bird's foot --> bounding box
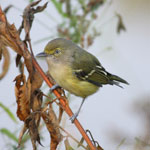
[70,112,78,123]
[49,84,60,93]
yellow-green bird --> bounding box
[36,38,128,122]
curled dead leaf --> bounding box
[0,11,23,55]
[31,90,42,112]
[19,0,48,37]
[18,124,27,148]
[25,113,42,150]
[14,74,31,121]
[0,44,10,79]
[31,89,43,127]
[16,54,22,67]
[42,104,62,149]
[18,90,43,150]
[30,70,43,92]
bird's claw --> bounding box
[70,113,78,123]
[49,84,60,93]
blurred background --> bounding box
[0,0,150,149]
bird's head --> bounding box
[36,38,73,59]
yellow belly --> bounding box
[63,78,99,98]
[49,64,99,98]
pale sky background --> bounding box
[0,0,150,150]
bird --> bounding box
[36,38,129,122]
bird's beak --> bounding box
[36,52,48,57]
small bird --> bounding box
[36,38,128,122]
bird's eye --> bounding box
[55,49,60,54]
[54,48,61,55]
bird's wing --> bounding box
[72,49,110,87]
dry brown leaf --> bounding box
[17,90,43,149]
[30,70,43,92]
[42,104,62,150]
[25,113,42,150]
[14,74,31,121]
[20,0,48,37]
[31,89,43,126]
[0,7,31,61]
[18,124,28,148]
[16,54,22,67]
[31,90,42,112]
[0,22,23,55]
[0,44,10,79]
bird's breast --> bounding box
[47,59,99,98]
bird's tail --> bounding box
[108,74,129,88]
